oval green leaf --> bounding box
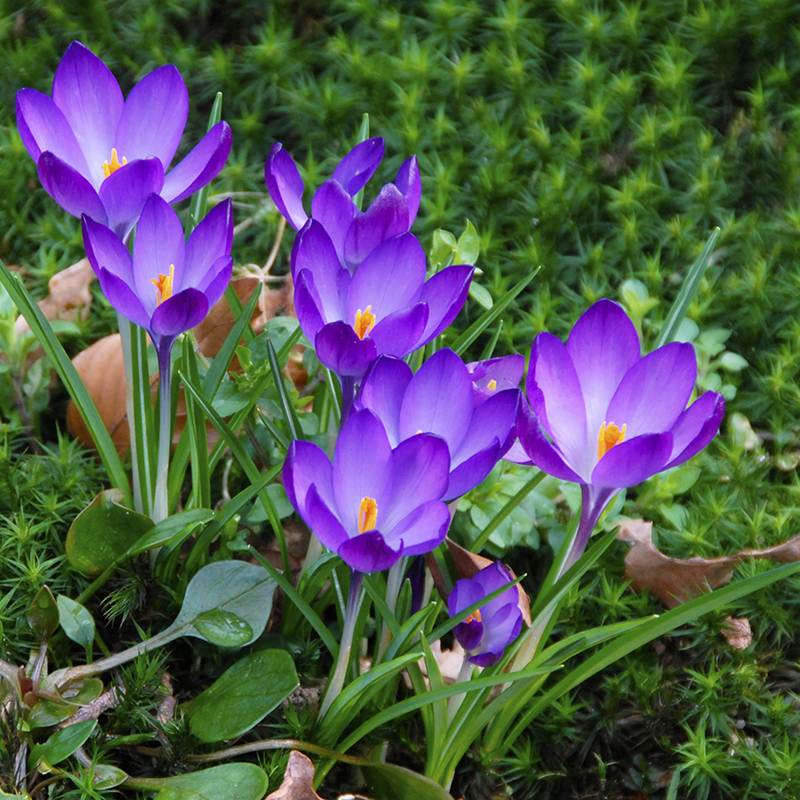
[27,585,59,637]
[57,595,96,648]
[192,609,253,649]
[150,763,268,800]
[186,649,298,742]
[30,719,96,768]
[361,762,455,800]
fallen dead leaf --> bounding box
[405,639,466,690]
[722,616,752,650]
[266,750,371,800]
[617,518,800,608]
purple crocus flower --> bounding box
[16,41,232,240]
[292,222,473,378]
[449,563,523,667]
[512,299,725,567]
[82,193,233,362]
[266,138,420,272]
[357,349,520,500]
[283,409,452,573]
[467,354,525,407]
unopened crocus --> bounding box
[17,41,231,240]
[292,221,472,380]
[512,299,725,568]
[357,349,520,500]
[283,409,452,573]
[449,563,523,667]
[266,137,420,272]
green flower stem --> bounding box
[319,570,364,719]
[117,315,145,515]
[152,345,173,524]
[446,654,475,728]
[376,556,406,663]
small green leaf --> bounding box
[147,763,268,800]
[66,489,154,576]
[455,219,480,265]
[30,720,96,768]
[131,509,214,555]
[192,610,253,648]
[57,596,95,648]
[468,282,493,310]
[27,585,59,637]
[361,761,457,800]
[430,228,457,270]
[89,764,128,789]
[186,649,298,742]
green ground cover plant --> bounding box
[2,1,800,798]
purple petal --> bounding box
[15,90,91,178]
[82,214,134,283]
[415,265,474,343]
[304,483,350,553]
[503,440,535,466]
[292,221,349,322]
[283,440,334,514]
[387,500,451,557]
[98,157,165,240]
[150,288,209,338]
[332,409,393,538]
[567,300,641,443]
[160,121,232,204]
[331,137,384,197]
[51,42,123,187]
[468,354,525,406]
[395,155,421,226]
[606,342,697,438]
[527,332,590,477]
[294,270,326,340]
[132,194,185,310]
[311,180,355,268]
[446,445,503,501]
[665,392,725,469]
[472,603,522,666]
[454,618,484,652]
[38,153,108,225]
[315,321,377,377]
[338,531,401,573]
[399,348,473,452]
[96,268,150,329]
[344,185,409,269]
[358,356,413,446]
[197,257,233,309]
[515,402,585,483]
[591,432,673,488]
[264,142,307,230]
[347,233,426,321]
[369,304,429,358]
[116,65,188,169]
[184,199,233,288]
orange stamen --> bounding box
[102,148,127,179]
[487,379,497,390]
[354,305,376,340]
[597,421,626,459]
[358,497,378,534]
[151,264,175,306]
[464,609,482,624]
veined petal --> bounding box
[184,199,233,287]
[338,531,402,573]
[385,500,450,557]
[96,268,150,329]
[331,137,384,196]
[304,484,350,553]
[468,354,525,406]
[15,90,91,178]
[292,221,349,322]
[347,233,426,320]
[590,432,673,488]
[446,445,503,501]
[82,214,134,283]
[665,392,725,469]
[197,256,233,310]
[398,348,473,452]
[343,184,409,269]
[150,288,209,338]
[395,155,421,225]
[160,121,232,204]
[264,142,307,230]
[606,342,697,438]
[315,321,377,377]
[369,304,429,358]
[415,265,473,344]
[116,65,188,169]
[311,180,355,269]
[52,42,123,187]
[567,299,641,442]
[358,356,413,446]
[38,153,107,225]
[294,270,326,340]
[98,157,165,241]
[283,440,334,515]
[515,401,585,483]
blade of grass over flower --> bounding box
[127,320,156,517]
[188,91,223,233]
[654,227,720,349]
[181,373,290,578]
[501,560,800,754]
[479,320,503,360]
[470,469,546,552]
[181,337,211,510]
[363,575,400,640]
[323,367,341,429]
[353,113,370,211]
[0,263,131,506]
[266,339,301,440]
[450,270,538,356]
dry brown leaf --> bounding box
[722,616,752,650]
[266,750,371,800]
[617,518,800,608]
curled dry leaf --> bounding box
[403,639,466,690]
[617,518,800,608]
[722,616,753,650]
[266,750,371,800]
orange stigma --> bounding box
[354,305,376,340]
[597,421,626,459]
[151,264,175,306]
[464,609,482,624]
[487,379,497,390]
[102,148,127,178]
[358,497,378,534]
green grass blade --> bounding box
[266,339,301,441]
[181,336,211,510]
[188,92,223,232]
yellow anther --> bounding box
[102,148,127,179]
[487,379,497,390]
[358,497,378,534]
[151,264,175,306]
[464,609,482,624]
[597,421,626,460]
[354,305,376,340]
